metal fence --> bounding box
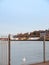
[0,39,8,65]
[0,35,49,65]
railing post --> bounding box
[43,35,45,63]
[8,34,11,65]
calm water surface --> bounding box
[0,41,49,65]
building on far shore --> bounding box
[0,30,49,41]
[13,30,49,41]
[13,33,29,40]
[40,30,49,40]
[0,36,8,41]
[28,37,40,40]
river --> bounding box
[0,41,49,65]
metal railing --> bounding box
[0,34,49,65]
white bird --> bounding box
[22,57,26,62]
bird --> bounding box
[22,57,26,63]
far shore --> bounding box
[0,39,49,41]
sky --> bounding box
[0,0,49,35]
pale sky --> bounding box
[0,0,49,35]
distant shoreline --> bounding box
[10,40,49,41]
[1,39,49,41]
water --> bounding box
[0,41,8,65]
[0,41,49,65]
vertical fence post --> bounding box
[8,34,10,65]
[43,35,45,63]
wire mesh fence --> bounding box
[0,35,49,65]
[0,40,8,65]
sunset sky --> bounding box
[0,0,49,35]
